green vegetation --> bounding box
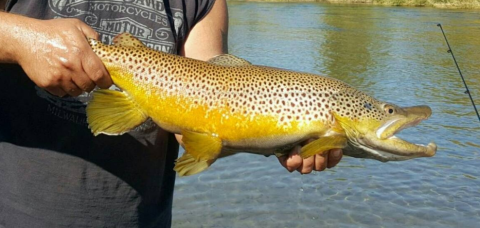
[228,0,480,9]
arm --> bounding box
[0,12,111,97]
[180,0,228,61]
[174,0,228,144]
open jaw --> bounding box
[351,135,437,162]
[344,112,437,162]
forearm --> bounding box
[175,0,228,146]
[0,12,31,63]
[0,13,110,96]
[181,0,228,60]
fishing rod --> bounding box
[437,23,480,123]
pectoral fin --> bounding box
[174,131,223,176]
[299,136,347,158]
[86,89,148,136]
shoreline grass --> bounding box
[227,0,480,9]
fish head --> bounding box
[329,88,436,162]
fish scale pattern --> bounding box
[89,36,386,129]
[86,33,437,169]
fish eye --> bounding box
[384,105,395,114]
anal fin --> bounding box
[175,153,215,177]
[174,131,223,176]
[86,89,148,136]
[299,136,347,158]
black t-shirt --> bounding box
[0,0,215,227]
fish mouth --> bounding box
[344,105,437,162]
[349,136,437,162]
[376,105,432,140]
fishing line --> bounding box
[437,23,480,123]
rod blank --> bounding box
[437,23,480,123]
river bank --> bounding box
[227,0,480,9]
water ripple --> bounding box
[174,2,480,227]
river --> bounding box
[173,2,480,227]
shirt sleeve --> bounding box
[184,0,216,32]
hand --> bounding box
[278,146,343,174]
[10,17,111,97]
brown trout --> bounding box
[86,33,437,176]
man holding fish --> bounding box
[0,0,342,226]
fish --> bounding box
[86,33,437,176]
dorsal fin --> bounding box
[207,54,251,67]
[112,33,146,48]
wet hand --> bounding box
[278,146,343,174]
[12,18,111,97]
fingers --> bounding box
[278,147,343,174]
[39,65,84,97]
[64,80,84,97]
[69,61,96,92]
[314,153,328,172]
[71,18,111,90]
[297,155,314,174]
[71,21,112,91]
[76,22,112,89]
[44,79,83,97]
[81,53,112,89]
[327,149,343,169]
[277,146,302,172]
[58,45,101,95]
[43,43,110,96]
[13,17,111,97]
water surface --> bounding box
[173,3,480,227]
